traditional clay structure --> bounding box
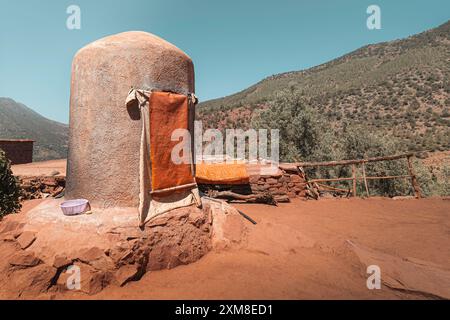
[66,31,195,207]
[0,32,250,298]
[0,139,34,165]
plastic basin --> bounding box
[60,199,90,216]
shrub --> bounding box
[251,91,442,197]
[415,161,450,196]
[0,149,21,218]
[252,91,340,163]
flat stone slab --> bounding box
[17,231,36,249]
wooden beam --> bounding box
[309,177,355,183]
[295,153,414,168]
[207,190,278,205]
[309,175,412,183]
[150,182,197,195]
[351,164,357,197]
[297,159,363,167]
[361,162,370,197]
[364,175,411,180]
[406,155,422,199]
[316,183,349,193]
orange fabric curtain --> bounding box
[149,91,195,191]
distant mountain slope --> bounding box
[198,20,450,152]
[0,98,68,161]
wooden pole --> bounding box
[309,177,355,183]
[207,190,277,205]
[361,162,370,197]
[351,164,357,197]
[406,155,421,199]
[295,153,415,168]
[150,182,197,195]
[309,175,411,183]
[316,183,349,193]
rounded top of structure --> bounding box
[75,31,192,62]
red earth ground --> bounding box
[9,158,450,299]
[12,159,67,176]
[46,197,449,300]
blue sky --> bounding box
[0,0,448,123]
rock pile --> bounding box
[19,175,65,200]
[249,168,307,203]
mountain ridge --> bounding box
[201,20,450,108]
[0,97,68,161]
[198,20,450,152]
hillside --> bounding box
[198,20,450,153]
[0,98,68,161]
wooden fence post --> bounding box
[362,162,370,197]
[406,155,421,199]
[351,164,357,197]
[297,153,421,199]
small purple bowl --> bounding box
[60,199,90,216]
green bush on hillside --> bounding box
[0,149,21,218]
[252,92,340,163]
[252,91,441,197]
[415,161,450,197]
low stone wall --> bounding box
[249,169,307,202]
[198,168,308,203]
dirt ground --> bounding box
[11,159,275,179]
[12,159,67,176]
[7,157,450,299]
[50,197,448,300]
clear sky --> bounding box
[0,0,449,123]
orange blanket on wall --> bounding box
[149,91,195,191]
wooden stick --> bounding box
[309,177,355,183]
[150,182,197,195]
[316,183,349,193]
[202,196,257,224]
[295,153,414,167]
[351,164,357,197]
[309,175,412,183]
[207,190,277,205]
[406,155,422,199]
[364,175,412,180]
[362,162,370,197]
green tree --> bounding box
[252,91,339,163]
[0,149,21,217]
[251,91,442,197]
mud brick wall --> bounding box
[0,140,34,165]
[249,169,307,202]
